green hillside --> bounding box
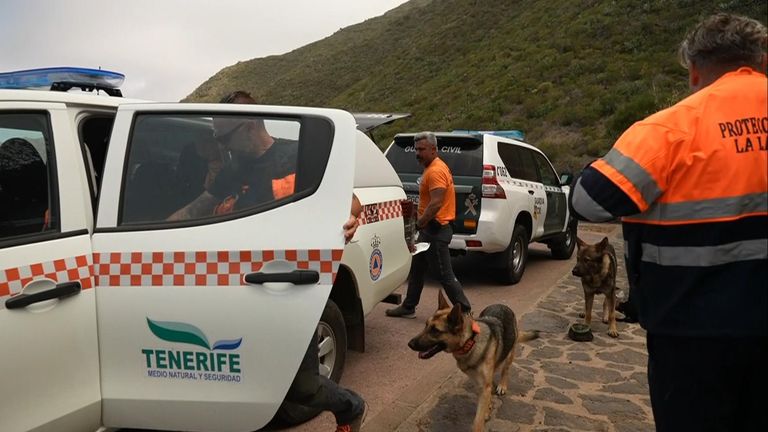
[184,0,766,172]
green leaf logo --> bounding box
[147,318,211,350]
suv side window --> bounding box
[498,143,537,182]
[0,112,59,241]
[119,113,333,225]
[532,152,559,187]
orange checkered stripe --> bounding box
[0,255,94,300]
[92,249,342,287]
[0,249,342,304]
[358,199,404,226]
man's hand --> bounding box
[167,192,218,221]
[343,214,359,244]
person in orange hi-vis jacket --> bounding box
[571,13,767,432]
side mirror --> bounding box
[559,172,574,186]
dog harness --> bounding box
[453,320,481,356]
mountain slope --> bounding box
[184,0,766,171]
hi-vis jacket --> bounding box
[571,67,767,337]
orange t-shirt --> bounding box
[419,157,456,225]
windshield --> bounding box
[386,135,483,177]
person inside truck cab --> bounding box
[167,91,296,220]
[175,136,224,206]
[167,90,361,241]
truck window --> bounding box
[119,113,333,225]
[0,112,59,241]
[532,152,559,187]
[498,143,538,182]
[386,135,483,177]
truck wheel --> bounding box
[499,224,528,285]
[550,219,577,260]
[272,300,347,426]
[317,299,347,383]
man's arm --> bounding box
[571,122,674,222]
[418,187,445,228]
[343,193,362,243]
[570,165,641,222]
[167,191,219,221]
[350,193,362,218]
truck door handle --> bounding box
[244,270,320,285]
[528,190,535,195]
[5,281,82,310]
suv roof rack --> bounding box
[0,67,125,97]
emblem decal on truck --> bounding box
[369,249,383,281]
[464,193,479,216]
[533,197,545,219]
[142,318,243,383]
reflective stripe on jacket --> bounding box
[571,67,768,337]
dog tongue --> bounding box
[418,343,445,359]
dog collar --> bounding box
[454,320,481,356]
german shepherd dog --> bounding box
[572,236,619,338]
[408,291,539,432]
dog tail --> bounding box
[518,330,540,343]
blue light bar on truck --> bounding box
[0,67,125,96]
[452,130,525,141]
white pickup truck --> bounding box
[0,68,412,432]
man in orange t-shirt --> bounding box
[387,132,471,318]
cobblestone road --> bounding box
[392,224,655,432]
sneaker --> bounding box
[336,402,367,432]
[616,314,639,323]
[385,305,416,318]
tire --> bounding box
[317,299,347,383]
[498,224,529,285]
[549,219,577,260]
[272,300,348,426]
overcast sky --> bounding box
[1,0,409,101]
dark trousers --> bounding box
[403,223,471,312]
[284,333,364,425]
[647,334,768,432]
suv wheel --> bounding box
[273,300,347,426]
[499,224,529,285]
[549,219,577,260]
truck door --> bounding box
[93,104,356,432]
[532,151,568,235]
[513,146,548,239]
[0,103,101,432]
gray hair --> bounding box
[678,13,767,70]
[414,131,437,147]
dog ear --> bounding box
[447,303,464,330]
[598,236,609,250]
[437,290,450,310]
[576,236,587,249]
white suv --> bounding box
[385,131,576,284]
[0,67,411,432]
